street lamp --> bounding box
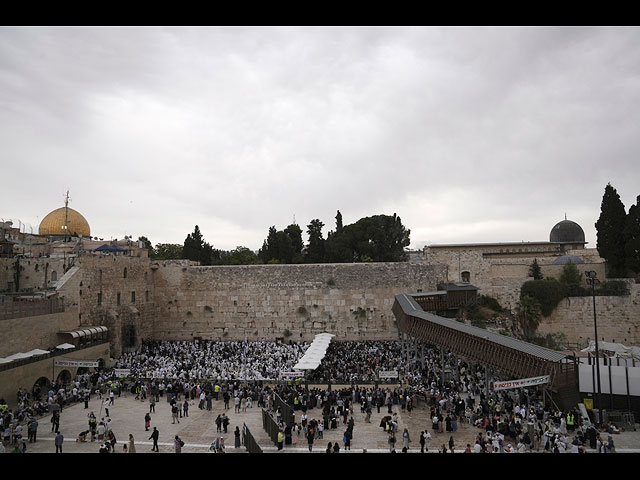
[585,270,603,427]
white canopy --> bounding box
[293,332,335,370]
[581,340,640,361]
[0,348,50,364]
[56,343,76,350]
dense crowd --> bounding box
[1,339,626,453]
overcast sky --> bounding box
[2,26,639,252]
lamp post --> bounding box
[585,270,603,427]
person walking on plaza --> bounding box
[149,427,159,452]
[174,435,183,453]
[27,418,38,443]
[149,395,156,413]
[54,431,64,453]
[128,434,136,453]
[402,428,411,451]
[145,412,151,431]
[234,426,241,448]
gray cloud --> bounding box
[2,27,639,251]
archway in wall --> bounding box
[122,324,137,349]
[32,376,51,400]
[77,367,90,376]
[56,369,71,386]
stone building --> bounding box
[422,217,606,310]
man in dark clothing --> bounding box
[149,427,159,452]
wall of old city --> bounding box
[538,281,640,347]
[151,261,448,343]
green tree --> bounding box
[137,236,154,258]
[558,261,583,296]
[305,219,325,263]
[595,183,628,277]
[624,195,640,274]
[529,258,543,280]
[324,213,410,263]
[183,225,214,265]
[226,246,261,265]
[520,278,568,317]
[284,224,304,263]
[335,210,343,233]
[515,295,543,342]
[153,243,183,260]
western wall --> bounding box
[3,252,638,360]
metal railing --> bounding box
[262,408,280,445]
[242,423,263,453]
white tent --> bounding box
[0,348,50,364]
[581,341,640,361]
[293,332,335,370]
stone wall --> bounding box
[538,282,640,346]
[0,343,110,406]
[151,261,448,343]
[0,309,79,358]
[55,255,156,354]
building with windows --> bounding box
[421,218,606,309]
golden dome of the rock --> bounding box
[39,207,91,237]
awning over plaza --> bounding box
[0,348,50,364]
[59,326,108,344]
[293,332,335,370]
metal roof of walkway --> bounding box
[392,293,576,388]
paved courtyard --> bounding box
[15,387,640,454]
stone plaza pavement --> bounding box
[18,387,640,454]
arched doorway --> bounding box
[32,376,51,401]
[56,369,71,387]
[122,324,137,350]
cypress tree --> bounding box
[624,195,640,274]
[595,183,627,277]
[529,258,543,280]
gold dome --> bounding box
[39,207,91,237]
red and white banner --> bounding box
[493,375,550,391]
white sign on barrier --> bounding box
[280,371,305,378]
[493,375,550,391]
[54,360,99,368]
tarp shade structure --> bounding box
[293,333,335,370]
[56,343,76,350]
[0,348,50,364]
[581,341,640,361]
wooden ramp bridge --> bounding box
[392,292,580,409]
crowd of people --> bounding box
[1,338,629,453]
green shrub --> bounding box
[597,280,630,296]
[476,295,502,312]
[520,278,567,317]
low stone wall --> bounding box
[0,343,110,408]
